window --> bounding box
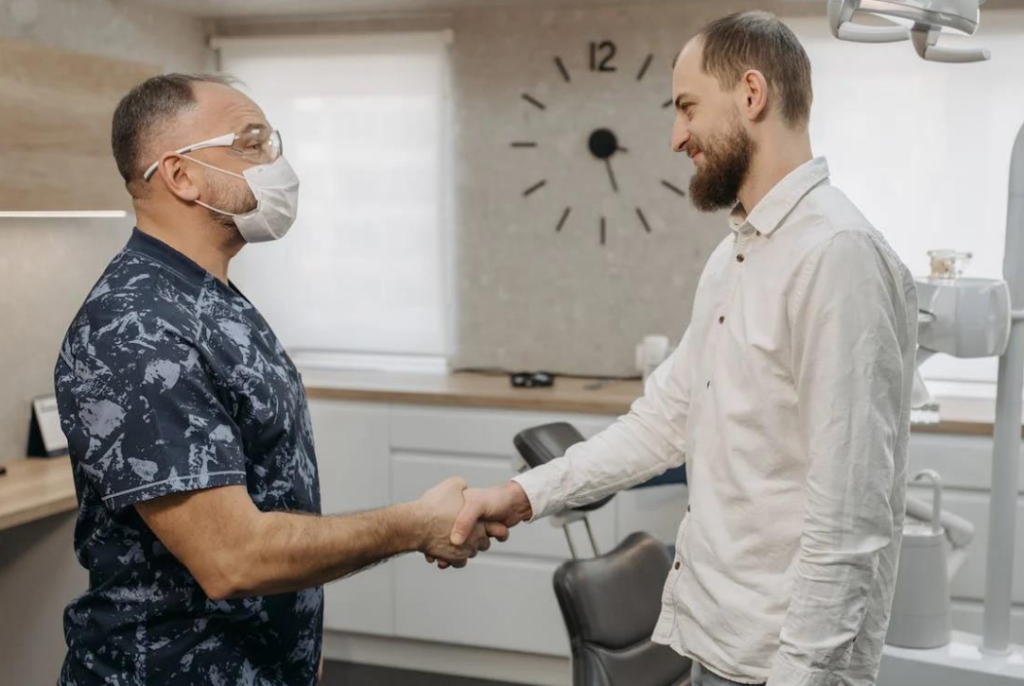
[789,12,1024,394]
[215,31,453,372]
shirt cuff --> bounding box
[767,651,843,686]
[511,461,567,522]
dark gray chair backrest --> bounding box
[553,532,692,686]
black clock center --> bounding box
[588,128,619,160]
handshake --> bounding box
[410,477,535,569]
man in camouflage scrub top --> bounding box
[54,74,504,686]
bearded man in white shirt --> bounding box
[445,10,918,686]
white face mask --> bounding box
[188,156,300,243]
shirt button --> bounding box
[755,231,762,237]
[718,315,725,324]
[736,254,746,263]
[674,561,681,570]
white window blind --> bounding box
[215,32,453,371]
[789,12,1024,391]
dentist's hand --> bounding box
[413,477,509,568]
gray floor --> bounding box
[320,660,523,686]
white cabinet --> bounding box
[393,554,570,656]
[389,405,613,457]
[309,398,688,657]
[908,432,1024,493]
[308,401,394,637]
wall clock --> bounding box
[511,40,687,246]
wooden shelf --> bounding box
[0,457,76,533]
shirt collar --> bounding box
[727,157,830,237]
[125,227,209,286]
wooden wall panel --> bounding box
[0,39,157,211]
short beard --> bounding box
[688,123,756,213]
[204,171,258,231]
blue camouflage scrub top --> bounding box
[54,228,323,686]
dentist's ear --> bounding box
[155,154,201,202]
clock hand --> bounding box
[605,159,619,193]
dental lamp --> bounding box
[829,0,991,62]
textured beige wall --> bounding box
[0,1,209,683]
[449,1,821,375]
[213,1,823,377]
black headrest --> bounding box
[514,422,585,468]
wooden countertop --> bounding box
[303,369,642,416]
[301,369,1001,436]
[0,457,77,533]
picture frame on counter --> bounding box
[27,395,68,458]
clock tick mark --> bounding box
[637,207,652,233]
[522,94,547,111]
[600,217,607,246]
[661,180,687,197]
[555,56,571,83]
[637,54,654,82]
[662,98,674,109]
[524,180,548,197]
[511,142,538,148]
[556,207,572,233]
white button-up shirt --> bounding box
[514,158,918,686]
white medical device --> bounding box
[828,0,991,62]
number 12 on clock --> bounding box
[589,41,617,72]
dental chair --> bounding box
[514,423,692,686]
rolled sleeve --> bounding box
[768,231,906,683]
[59,326,248,512]
[513,327,692,521]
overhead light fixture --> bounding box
[829,0,991,62]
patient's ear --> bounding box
[738,69,769,122]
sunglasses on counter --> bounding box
[510,371,555,388]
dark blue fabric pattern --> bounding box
[54,228,323,686]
